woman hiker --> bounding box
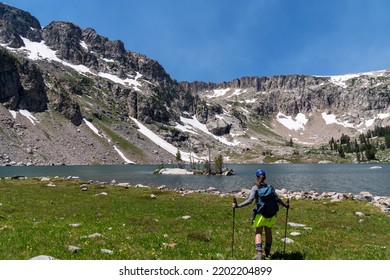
[233,169,289,260]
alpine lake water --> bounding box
[1,163,389,197]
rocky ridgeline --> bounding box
[181,72,390,120]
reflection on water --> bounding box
[0,163,389,196]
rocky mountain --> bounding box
[1,2,390,166]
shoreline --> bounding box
[165,186,390,214]
[3,175,389,214]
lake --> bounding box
[0,163,389,196]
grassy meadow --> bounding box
[0,177,389,260]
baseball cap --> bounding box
[255,169,266,177]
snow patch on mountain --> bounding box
[113,146,134,164]
[3,37,142,91]
[206,88,247,99]
[130,117,201,162]
[16,37,93,74]
[276,112,308,131]
[208,88,230,98]
[79,40,88,51]
[232,89,244,96]
[177,115,240,146]
[83,118,102,137]
[321,112,355,128]
[97,72,142,90]
[83,118,134,164]
[276,110,390,135]
[244,98,257,104]
[326,70,388,88]
[321,112,390,132]
[9,109,38,125]
[357,113,390,132]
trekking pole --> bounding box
[232,197,237,258]
[283,198,290,255]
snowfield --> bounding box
[130,117,202,162]
[176,115,240,146]
[276,112,308,131]
[276,111,390,133]
[324,69,388,88]
[83,118,102,137]
[3,37,142,91]
[9,109,39,125]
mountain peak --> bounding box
[0,2,42,47]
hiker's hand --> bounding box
[285,203,290,209]
[232,197,238,208]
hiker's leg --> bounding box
[255,226,263,252]
[254,226,263,259]
[264,226,272,256]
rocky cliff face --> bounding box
[0,3,42,47]
[181,73,390,119]
[0,48,48,112]
[180,71,390,144]
[1,2,390,166]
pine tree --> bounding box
[365,143,377,161]
[288,137,294,147]
[203,160,211,174]
[176,149,182,167]
[385,134,390,149]
[338,145,345,158]
[213,154,223,174]
[329,137,335,150]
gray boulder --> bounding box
[29,255,57,260]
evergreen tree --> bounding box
[329,137,335,150]
[288,137,294,147]
[365,143,377,161]
[203,160,211,174]
[354,139,360,161]
[385,134,390,149]
[356,150,361,162]
[176,149,182,167]
[213,154,223,174]
[338,145,345,158]
[340,133,350,145]
[359,133,367,145]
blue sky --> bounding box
[4,0,390,82]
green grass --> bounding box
[93,118,145,157]
[0,178,389,260]
[247,117,282,139]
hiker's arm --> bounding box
[235,187,256,208]
[277,197,289,209]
